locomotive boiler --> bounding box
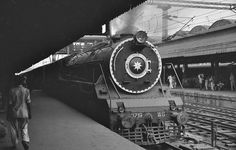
[30,31,188,146]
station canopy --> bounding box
[0,0,145,89]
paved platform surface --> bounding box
[171,88,236,99]
[0,90,144,150]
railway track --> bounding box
[185,102,236,150]
[185,102,236,117]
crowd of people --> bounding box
[197,74,216,91]
[167,72,235,91]
[197,72,235,91]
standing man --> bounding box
[204,76,209,90]
[7,75,31,150]
[198,74,204,90]
[209,76,215,91]
[230,72,235,91]
[168,75,173,89]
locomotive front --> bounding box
[94,31,188,145]
[109,31,162,94]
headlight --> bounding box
[117,102,125,113]
[169,100,177,111]
[121,114,135,129]
[134,31,148,44]
[118,106,125,113]
[144,113,153,122]
[176,112,188,125]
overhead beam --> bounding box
[147,0,236,10]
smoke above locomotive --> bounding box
[66,31,162,94]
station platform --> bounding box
[170,88,236,108]
[171,88,236,99]
[0,90,144,150]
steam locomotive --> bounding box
[25,31,188,146]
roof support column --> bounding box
[211,60,219,87]
[158,4,171,41]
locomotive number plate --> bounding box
[131,112,166,118]
[157,112,166,117]
[131,113,143,118]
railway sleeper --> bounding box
[221,140,233,144]
[226,143,236,147]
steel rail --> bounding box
[185,102,236,114]
[186,107,236,121]
[189,116,236,132]
[187,121,236,141]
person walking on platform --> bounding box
[205,76,209,90]
[168,75,173,89]
[198,74,204,90]
[230,72,235,91]
[6,75,31,150]
[209,76,215,91]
